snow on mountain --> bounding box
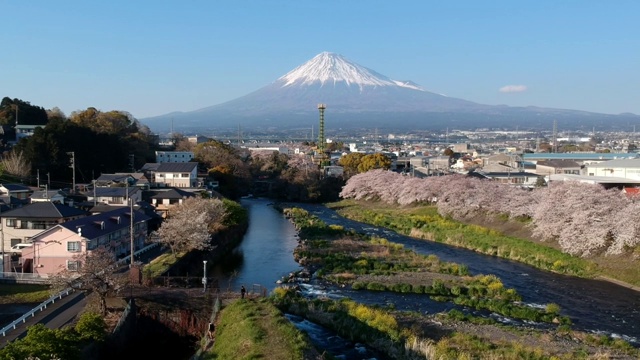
[140,51,640,133]
[392,80,424,91]
[278,52,424,91]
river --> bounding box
[217,199,640,345]
[210,198,302,292]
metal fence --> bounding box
[0,272,49,282]
[0,242,161,285]
[0,287,74,336]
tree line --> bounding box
[340,169,640,257]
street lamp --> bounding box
[202,260,208,292]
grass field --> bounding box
[0,284,51,304]
[204,298,319,360]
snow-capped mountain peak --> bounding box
[278,51,424,91]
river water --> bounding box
[210,198,302,292]
[217,199,640,347]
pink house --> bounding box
[21,207,151,277]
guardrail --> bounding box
[0,242,161,338]
[0,287,74,336]
[116,242,160,266]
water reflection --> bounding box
[211,198,302,292]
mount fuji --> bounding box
[141,52,638,134]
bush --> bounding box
[351,281,367,290]
[366,282,387,291]
[545,303,561,315]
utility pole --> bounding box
[130,198,135,267]
[67,152,75,193]
[12,104,18,126]
[552,120,558,153]
[37,169,40,188]
[47,173,50,189]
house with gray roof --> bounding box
[82,186,142,207]
[149,188,198,218]
[0,202,88,252]
[535,159,583,176]
[29,190,67,204]
[21,207,151,276]
[0,184,32,201]
[95,172,150,189]
[95,174,134,187]
[152,162,199,188]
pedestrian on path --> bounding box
[240,285,246,299]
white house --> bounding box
[153,162,199,188]
[155,151,195,163]
[29,190,66,204]
[585,159,640,181]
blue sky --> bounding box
[1,1,639,119]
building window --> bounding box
[182,173,189,178]
[67,241,81,252]
[6,219,15,227]
[67,261,79,271]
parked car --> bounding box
[10,243,32,256]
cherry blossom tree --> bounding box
[609,202,640,255]
[530,181,632,256]
[152,197,226,254]
[339,168,640,257]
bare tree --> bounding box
[49,247,126,316]
[1,150,32,179]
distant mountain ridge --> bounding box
[141,52,639,134]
